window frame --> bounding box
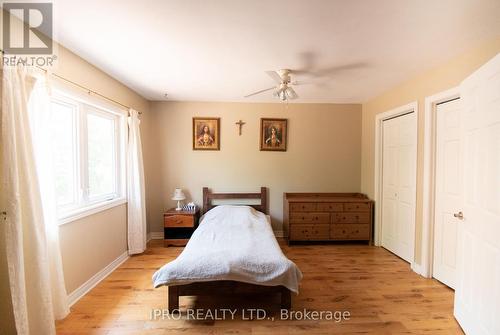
[50,88,127,225]
[49,96,81,212]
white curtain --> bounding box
[1,66,69,335]
[127,109,147,255]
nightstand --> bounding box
[163,208,200,247]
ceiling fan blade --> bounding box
[314,62,368,77]
[286,87,298,99]
[244,86,276,98]
[291,80,310,86]
[289,69,314,76]
[266,71,283,84]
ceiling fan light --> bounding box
[279,90,287,101]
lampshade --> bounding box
[172,188,186,201]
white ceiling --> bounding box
[52,0,500,103]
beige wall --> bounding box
[361,37,500,264]
[146,101,362,233]
[58,205,127,292]
[53,44,151,293]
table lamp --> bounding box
[172,188,186,211]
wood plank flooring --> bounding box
[56,240,464,334]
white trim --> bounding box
[67,251,129,307]
[58,198,127,225]
[273,230,284,238]
[411,261,426,276]
[148,231,164,240]
[421,87,460,278]
[374,101,418,268]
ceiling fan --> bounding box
[244,69,301,101]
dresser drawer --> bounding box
[164,215,194,228]
[290,203,317,212]
[290,224,329,240]
[316,203,343,212]
[332,212,370,224]
[290,212,330,224]
[331,224,370,240]
[343,202,371,212]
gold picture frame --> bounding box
[260,118,287,151]
[193,117,220,150]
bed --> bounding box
[152,187,302,312]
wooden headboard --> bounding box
[202,187,268,215]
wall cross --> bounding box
[235,120,246,136]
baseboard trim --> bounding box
[148,232,163,240]
[411,261,425,277]
[273,230,284,238]
[67,251,129,307]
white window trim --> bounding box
[58,197,127,225]
[51,87,128,226]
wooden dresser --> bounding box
[283,193,373,244]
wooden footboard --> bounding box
[167,281,291,313]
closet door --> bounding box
[432,98,462,289]
[381,112,417,262]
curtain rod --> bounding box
[37,66,142,114]
[1,49,141,114]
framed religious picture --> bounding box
[193,117,220,150]
[260,118,287,151]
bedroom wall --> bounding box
[361,36,500,265]
[53,45,151,293]
[146,101,362,233]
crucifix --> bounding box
[235,120,246,136]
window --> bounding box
[49,91,126,223]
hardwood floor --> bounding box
[57,240,463,334]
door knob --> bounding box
[453,211,464,220]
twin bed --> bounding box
[152,187,302,312]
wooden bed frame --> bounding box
[167,186,292,312]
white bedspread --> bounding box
[152,205,302,293]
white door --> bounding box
[432,98,462,289]
[381,112,417,263]
[454,52,500,334]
